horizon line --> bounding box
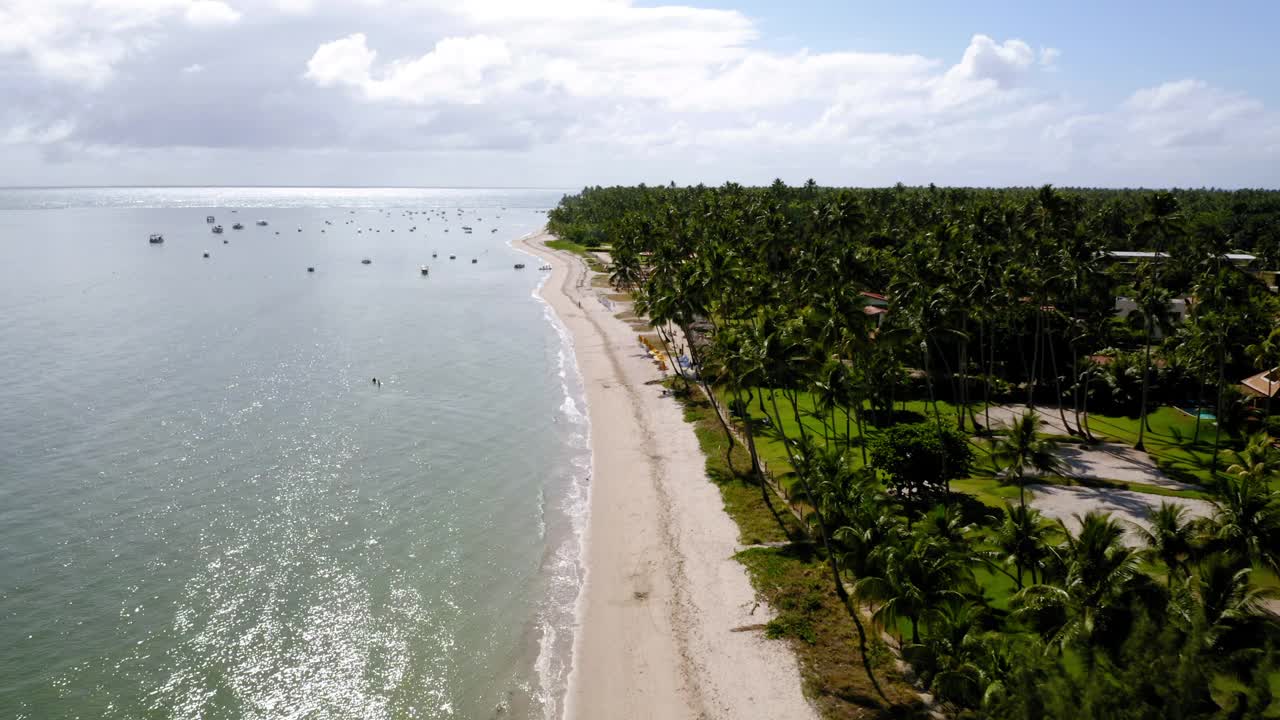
[0,184,579,191]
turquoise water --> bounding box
[0,188,589,719]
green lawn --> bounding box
[724,389,1239,504]
[682,382,1277,716]
[544,238,590,255]
[1078,406,1239,487]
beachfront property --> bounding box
[1112,295,1190,336]
[1107,249,1276,290]
[1107,250,1279,334]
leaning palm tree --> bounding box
[1132,502,1197,585]
[789,439,889,700]
[991,410,1064,509]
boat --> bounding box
[307,267,315,273]
[206,215,215,223]
[449,255,456,260]
[539,264,552,270]
[432,252,437,258]
[232,222,244,230]
[203,252,210,258]
[471,258,477,264]
[223,239,228,244]
[212,225,224,234]
[361,258,372,265]
[256,220,268,226]
[148,233,164,244]
[514,263,525,269]
[420,265,430,276]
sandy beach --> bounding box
[517,232,816,720]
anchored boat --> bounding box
[149,233,164,244]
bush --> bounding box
[869,421,974,506]
[765,612,817,644]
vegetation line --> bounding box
[549,182,1280,719]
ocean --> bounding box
[0,188,590,719]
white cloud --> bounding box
[270,0,313,12]
[306,33,512,104]
[0,0,1275,187]
[185,1,242,27]
[943,34,1035,88]
[2,120,76,145]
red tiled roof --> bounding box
[1241,368,1280,398]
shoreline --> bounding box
[516,231,816,720]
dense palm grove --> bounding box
[549,183,1280,719]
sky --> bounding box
[1,0,1277,188]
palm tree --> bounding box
[1131,272,1174,450]
[1210,471,1280,572]
[706,325,793,536]
[1185,553,1275,654]
[992,504,1055,589]
[1130,192,1184,450]
[1226,431,1280,485]
[1011,512,1160,651]
[608,247,642,290]
[903,599,1000,709]
[789,439,889,699]
[1244,328,1280,422]
[1132,502,1197,585]
[855,531,974,645]
[991,410,1064,509]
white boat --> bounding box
[361,258,372,265]
[256,220,268,226]
[420,265,430,276]
[206,215,215,223]
[212,225,224,234]
[149,233,164,244]
[232,222,244,230]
